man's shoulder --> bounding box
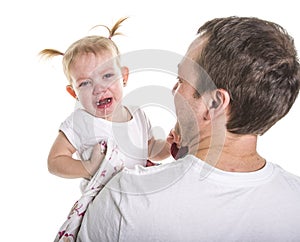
[274,163,300,190]
[104,155,196,195]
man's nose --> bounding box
[172,82,179,95]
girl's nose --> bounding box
[93,82,107,95]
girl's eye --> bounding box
[103,73,114,79]
[78,80,91,88]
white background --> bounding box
[1,0,299,240]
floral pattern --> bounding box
[54,139,124,242]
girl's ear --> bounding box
[66,85,77,99]
[121,66,129,86]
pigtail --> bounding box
[91,16,128,39]
[109,16,128,38]
[38,48,64,59]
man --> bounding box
[77,17,300,241]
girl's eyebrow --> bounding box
[91,67,115,78]
[97,66,114,74]
[75,77,90,83]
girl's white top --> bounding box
[60,106,153,168]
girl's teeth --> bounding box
[97,98,111,106]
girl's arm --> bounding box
[148,137,171,161]
[48,131,103,179]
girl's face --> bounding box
[69,51,128,120]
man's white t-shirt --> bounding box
[78,155,300,241]
[60,106,153,168]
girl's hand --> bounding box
[85,141,107,178]
[167,128,176,145]
[167,128,181,146]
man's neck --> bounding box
[193,132,266,172]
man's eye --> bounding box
[177,77,183,83]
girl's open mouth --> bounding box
[96,98,112,108]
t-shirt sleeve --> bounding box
[59,112,81,151]
[140,109,153,141]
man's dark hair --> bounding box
[197,17,300,134]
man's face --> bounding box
[172,37,213,147]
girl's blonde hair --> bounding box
[39,17,127,83]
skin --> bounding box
[68,52,129,121]
[48,51,170,179]
[167,122,181,148]
[173,36,266,172]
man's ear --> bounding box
[121,66,129,86]
[66,85,77,99]
[204,89,230,120]
[210,89,230,110]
